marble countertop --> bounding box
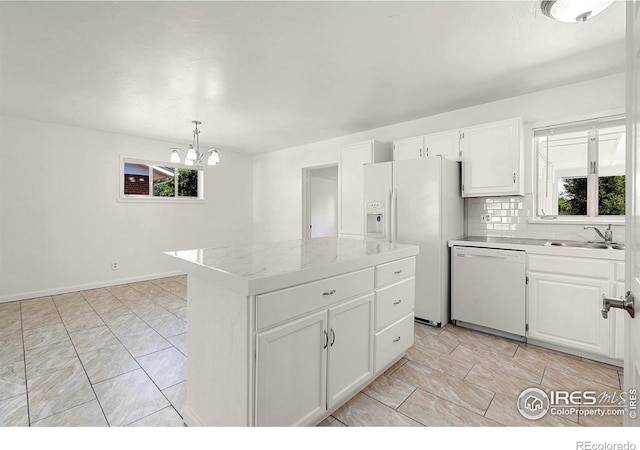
[165,237,419,295]
[448,236,624,261]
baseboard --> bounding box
[0,270,185,304]
[180,406,202,427]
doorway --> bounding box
[302,165,338,239]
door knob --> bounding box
[602,291,635,319]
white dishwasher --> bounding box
[451,246,526,337]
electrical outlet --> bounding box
[111,261,119,270]
[481,214,492,224]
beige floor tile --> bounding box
[146,314,187,339]
[383,357,408,376]
[52,292,85,305]
[398,388,500,426]
[132,304,173,322]
[0,308,21,329]
[514,343,582,368]
[333,393,421,426]
[25,340,79,379]
[69,325,120,355]
[153,292,187,310]
[412,324,458,355]
[21,308,61,331]
[31,399,108,426]
[619,372,624,388]
[362,374,416,409]
[392,360,494,415]
[171,306,187,322]
[93,369,170,426]
[450,344,544,384]
[0,332,24,366]
[61,310,104,333]
[449,326,520,358]
[80,288,115,303]
[77,342,140,384]
[136,347,186,390]
[127,406,185,426]
[0,393,29,426]
[0,361,26,402]
[103,313,150,337]
[113,290,147,303]
[91,299,132,320]
[546,356,621,389]
[27,361,95,423]
[56,300,94,319]
[485,392,579,426]
[119,327,172,358]
[162,381,187,412]
[130,282,166,297]
[464,362,539,398]
[168,333,187,356]
[23,323,69,351]
[0,301,21,313]
[317,416,337,426]
[162,282,187,299]
[405,345,474,380]
[542,367,619,393]
[20,297,55,314]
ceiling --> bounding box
[0,1,626,155]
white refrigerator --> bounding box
[364,157,464,326]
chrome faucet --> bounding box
[584,224,613,244]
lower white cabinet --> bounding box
[255,293,374,426]
[528,272,610,356]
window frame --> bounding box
[118,157,206,203]
[533,114,626,222]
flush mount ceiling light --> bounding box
[170,121,221,166]
[540,0,615,23]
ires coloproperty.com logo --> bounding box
[517,387,638,420]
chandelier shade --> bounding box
[170,121,221,166]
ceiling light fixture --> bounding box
[170,121,221,166]
[540,0,615,23]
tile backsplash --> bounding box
[465,194,625,243]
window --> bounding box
[535,116,625,218]
[121,158,204,200]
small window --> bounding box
[122,158,204,200]
[535,116,625,218]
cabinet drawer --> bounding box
[528,254,609,279]
[374,313,414,373]
[375,277,415,331]
[256,268,374,330]
[376,257,416,287]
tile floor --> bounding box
[0,275,624,427]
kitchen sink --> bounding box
[545,241,624,250]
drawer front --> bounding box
[375,277,415,331]
[256,268,374,330]
[528,254,609,279]
[615,262,625,282]
[374,313,414,374]
[376,257,416,288]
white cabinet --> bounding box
[461,117,523,197]
[425,130,461,161]
[393,136,424,160]
[256,310,328,426]
[528,272,610,356]
[339,140,392,237]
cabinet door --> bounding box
[339,142,372,236]
[528,272,610,356]
[393,136,424,161]
[256,310,328,426]
[327,293,374,409]
[461,118,522,197]
[425,130,460,161]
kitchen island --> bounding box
[165,237,419,426]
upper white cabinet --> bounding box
[393,130,461,162]
[461,118,523,197]
[425,130,461,161]
[393,136,424,160]
[339,140,392,237]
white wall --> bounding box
[0,115,253,302]
[253,73,625,243]
[310,175,338,238]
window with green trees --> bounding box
[535,116,625,218]
[122,159,203,200]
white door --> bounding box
[425,130,461,161]
[255,310,327,426]
[393,136,424,161]
[327,293,374,409]
[309,167,338,238]
[624,0,640,427]
[339,142,372,236]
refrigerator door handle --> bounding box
[390,189,397,244]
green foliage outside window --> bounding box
[559,176,625,216]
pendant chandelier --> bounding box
[170,121,220,166]
[540,0,615,23]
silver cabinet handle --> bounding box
[324,330,328,349]
[394,270,403,275]
[393,336,401,343]
[323,290,336,296]
[393,299,402,305]
[330,328,336,347]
